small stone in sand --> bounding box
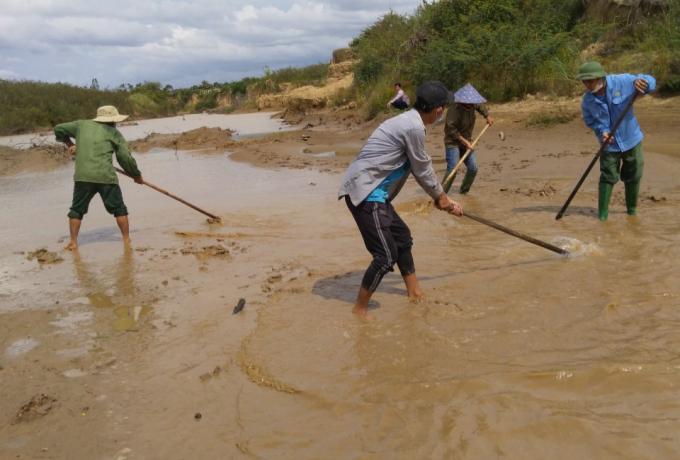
[232,298,246,315]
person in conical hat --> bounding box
[442,83,494,195]
[54,106,144,250]
[576,61,655,221]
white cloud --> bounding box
[0,69,21,79]
[0,0,427,88]
[234,5,260,21]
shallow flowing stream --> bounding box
[1,111,679,459]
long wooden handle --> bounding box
[464,211,569,255]
[115,167,221,221]
[442,123,490,189]
[555,91,639,220]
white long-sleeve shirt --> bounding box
[389,89,410,105]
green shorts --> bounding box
[68,182,128,219]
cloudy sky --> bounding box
[0,0,426,89]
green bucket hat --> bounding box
[575,62,608,80]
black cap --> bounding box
[416,81,455,110]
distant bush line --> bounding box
[0,63,330,136]
[1,0,678,134]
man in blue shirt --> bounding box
[339,81,463,316]
[576,61,655,221]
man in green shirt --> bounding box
[54,106,144,250]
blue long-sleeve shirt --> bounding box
[581,73,655,152]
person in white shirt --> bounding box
[386,83,410,110]
[341,81,463,317]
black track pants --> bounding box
[345,196,415,292]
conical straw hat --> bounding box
[453,83,487,104]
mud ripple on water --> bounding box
[179,240,249,261]
[14,394,58,424]
[238,336,300,394]
[27,248,63,264]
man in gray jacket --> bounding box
[339,81,463,316]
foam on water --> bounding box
[552,236,603,257]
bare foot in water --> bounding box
[409,292,428,304]
[123,238,132,245]
[64,242,78,250]
[352,306,370,317]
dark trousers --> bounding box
[599,142,644,185]
[68,182,128,219]
[345,196,415,292]
[391,100,409,110]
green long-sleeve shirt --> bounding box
[444,103,489,148]
[54,120,141,184]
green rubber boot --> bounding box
[598,182,613,221]
[442,172,456,194]
[459,170,477,195]
[624,181,639,215]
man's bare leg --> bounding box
[353,286,372,317]
[115,215,131,245]
[404,272,427,302]
[65,218,81,250]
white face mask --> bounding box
[589,79,604,94]
[433,108,444,124]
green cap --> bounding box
[575,62,608,80]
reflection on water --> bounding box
[302,145,360,158]
[305,150,336,157]
[72,249,152,331]
[111,305,154,332]
[73,248,136,298]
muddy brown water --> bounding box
[1,122,679,458]
[0,112,294,148]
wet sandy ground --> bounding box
[1,97,680,459]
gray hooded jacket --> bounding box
[338,109,443,206]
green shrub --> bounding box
[0,80,130,135]
[525,110,579,128]
[270,63,329,87]
[658,74,680,96]
[194,91,220,111]
[128,93,160,117]
[329,86,357,107]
